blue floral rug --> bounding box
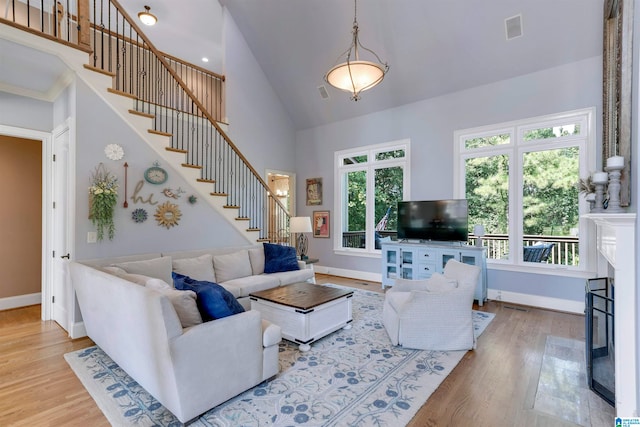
[65,285,494,426]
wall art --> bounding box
[306,178,322,206]
[313,210,330,238]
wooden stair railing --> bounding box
[1,0,291,243]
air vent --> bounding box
[318,85,330,100]
[505,14,523,40]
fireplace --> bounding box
[586,277,614,406]
[584,213,636,416]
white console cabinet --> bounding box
[381,241,487,306]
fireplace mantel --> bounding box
[584,213,637,416]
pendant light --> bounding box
[324,0,389,101]
[138,5,157,26]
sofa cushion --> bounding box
[172,254,216,282]
[212,250,252,283]
[267,269,314,286]
[425,273,458,292]
[173,273,245,321]
[263,243,299,274]
[146,278,203,328]
[223,274,280,297]
[112,256,173,286]
[248,247,265,275]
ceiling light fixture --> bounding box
[138,5,157,26]
[324,0,389,101]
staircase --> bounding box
[0,0,290,244]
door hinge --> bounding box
[52,296,55,303]
[53,154,56,161]
[53,250,55,258]
[53,201,56,209]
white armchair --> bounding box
[382,259,481,351]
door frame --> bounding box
[266,169,297,215]
[0,124,51,320]
[50,118,76,332]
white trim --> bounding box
[69,321,87,339]
[334,139,410,256]
[313,265,382,284]
[453,107,596,272]
[487,288,584,314]
[0,293,42,311]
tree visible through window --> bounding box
[456,109,593,269]
[335,141,409,254]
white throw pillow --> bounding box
[112,256,173,286]
[425,273,458,292]
[172,254,216,282]
[248,247,265,275]
[213,250,252,283]
[146,278,203,328]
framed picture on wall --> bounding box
[313,210,330,238]
[306,178,322,206]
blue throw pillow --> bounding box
[263,243,300,274]
[172,272,245,321]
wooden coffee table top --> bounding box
[250,282,353,310]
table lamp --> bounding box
[290,216,312,260]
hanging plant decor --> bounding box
[155,201,181,229]
[89,163,119,241]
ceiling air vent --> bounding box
[318,85,330,100]
[505,14,523,40]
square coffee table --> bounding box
[249,282,353,351]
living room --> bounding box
[0,0,637,425]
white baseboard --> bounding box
[69,321,87,339]
[314,265,382,284]
[315,266,584,314]
[487,289,584,314]
[0,293,41,311]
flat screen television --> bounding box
[397,199,468,242]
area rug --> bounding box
[65,284,494,426]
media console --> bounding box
[381,241,487,306]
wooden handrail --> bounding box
[106,0,290,216]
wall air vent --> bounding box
[505,14,523,40]
[318,85,330,100]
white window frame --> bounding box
[453,108,596,276]
[334,139,411,257]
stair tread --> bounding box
[148,129,172,137]
[84,64,116,77]
[182,163,202,169]
[166,147,188,153]
[129,109,155,119]
[107,87,137,99]
[197,178,216,183]
[210,192,228,196]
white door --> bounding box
[51,124,71,331]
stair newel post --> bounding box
[77,0,91,50]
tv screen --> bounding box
[397,199,468,242]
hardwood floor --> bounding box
[0,274,598,426]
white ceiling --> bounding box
[1,0,604,130]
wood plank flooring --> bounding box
[0,274,598,426]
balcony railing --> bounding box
[342,231,580,266]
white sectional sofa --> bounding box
[70,244,315,422]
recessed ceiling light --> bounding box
[202,57,209,63]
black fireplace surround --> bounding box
[585,277,615,406]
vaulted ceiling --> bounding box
[1,0,604,130]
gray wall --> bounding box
[0,92,52,131]
[294,56,603,303]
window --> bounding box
[454,108,595,270]
[335,140,410,255]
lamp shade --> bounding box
[473,224,485,237]
[290,216,312,233]
[325,60,386,94]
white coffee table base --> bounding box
[250,294,353,352]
